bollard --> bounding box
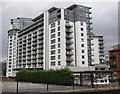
[47,83,48,90]
[73,79,74,90]
[16,81,18,94]
[91,73,94,88]
[80,73,82,86]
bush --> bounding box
[16,68,74,85]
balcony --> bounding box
[66,46,73,50]
[65,23,72,28]
[37,56,43,59]
[37,50,43,54]
[38,36,43,40]
[32,47,37,51]
[66,52,73,55]
[66,40,73,44]
[27,57,31,60]
[66,30,73,33]
[32,39,37,42]
[32,43,37,47]
[38,41,43,44]
[66,34,73,39]
[32,34,37,38]
[66,57,74,61]
[37,46,43,49]
[38,31,43,35]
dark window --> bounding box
[81,44,84,47]
[51,39,55,44]
[58,21,60,25]
[58,49,60,53]
[58,32,60,36]
[82,50,84,53]
[58,61,61,65]
[51,50,55,55]
[51,62,55,66]
[51,45,55,49]
[51,34,55,39]
[81,28,83,31]
[58,38,60,42]
[51,56,55,60]
[82,61,85,64]
[58,27,60,31]
[81,33,84,36]
[51,29,55,33]
[51,23,55,28]
[82,55,84,59]
[58,55,61,59]
[81,22,83,26]
[58,43,60,48]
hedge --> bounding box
[16,68,74,85]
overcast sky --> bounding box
[0,1,119,61]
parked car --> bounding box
[89,78,109,85]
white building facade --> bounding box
[7,4,95,77]
[91,35,104,65]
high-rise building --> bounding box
[7,4,95,77]
[6,18,32,77]
[91,34,104,65]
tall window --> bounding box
[58,27,60,31]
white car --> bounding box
[93,78,110,85]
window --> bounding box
[82,50,84,53]
[58,27,60,31]
[58,38,60,42]
[51,39,55,44]
[58,55,61,59]
[58,43,60,48]
[81,38,84,42]
[58,21,60,25]
[51,50,55,55]
[51,56,55,60]
[51,29,55,33]
[81,44,84,47]
[81,28,83,31]
[58,61,61,65]
[81,22,83,26]
[58,49,60,53]
[51,45,55,49]
[51,34,55,39]
[82,55,84,59]
[82,61,85,64]
[81,33,84,36]
[58,32,60,36]
[51,62,55,66]
[51,23,55,28]
[64,10,69,15]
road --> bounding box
[1,81,78,93]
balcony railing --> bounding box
[65,23,73,28]
[66,34,73,39]
[66,52,73,55]
[66,40,73,44]
[66,57,74,61]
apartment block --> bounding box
[6,18,32,77]
[109,44,120,76]
[91,34,104,65]
[7,4,95,77]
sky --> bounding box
[0,0,119,61]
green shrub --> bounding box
[16,68,74,85]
